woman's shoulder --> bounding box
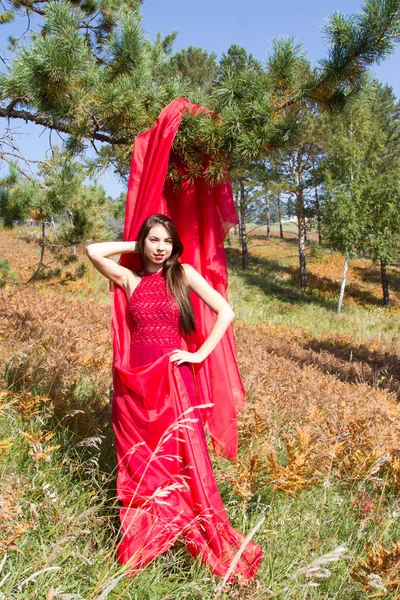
[181,263,197,277]
[180,264,204,286]
[181,263,199,272]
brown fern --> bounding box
[351,541,400,596]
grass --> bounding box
[3,401,400,599]
[2,223,400,598]
[3,402,399,600]
[226,240,400,350]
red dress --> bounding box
[111,269,262,579]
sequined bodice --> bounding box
[128,270,181,346]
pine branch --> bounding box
[0,152,35,179]
[279,0,400,111]
[0,105,129,145]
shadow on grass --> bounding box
[226,248,339,312]
[353,265,400,294]
[230,244,390,309]
[302,337,400,397]
[228,247,400,396]
[239,323,400,399]
[248,232,298,244]
[303,269,385,308]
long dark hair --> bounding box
[137,214,196,335]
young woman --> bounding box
[86,213,262,580]
[86,214,235,370]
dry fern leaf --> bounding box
[266,426,330,496]
[351,540,400,595]
[0,437,13,455]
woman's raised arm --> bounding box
[85,241,139,294]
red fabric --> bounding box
[111,270,262,578]
[111,97,245,461]
[109,98,261,578]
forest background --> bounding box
[1,0,400,598]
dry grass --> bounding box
[0,474,36,554]
[2,224,400,598]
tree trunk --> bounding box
[70,244,77,255]
[337,256,349,315]
[277,192,283,239]
[238,180,248,270]
[380,259,390,307]
[266,196,271,240]
[298,213,307,290]
[314,185,322,244]
[291,151,307,289]
[227,230,232,247]
[40,221,46,264]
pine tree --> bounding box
[2,0,399,179]
[161,46,218,94]
[1,0,400,216]
[266,108,324,289]
[362,84,400,306]
[0,150,111,279]
[0,1,182,177]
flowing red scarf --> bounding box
[109,97,245,461]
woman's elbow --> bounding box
[216,305,234,323]
[85,244,97,259]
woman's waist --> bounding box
[129,342,182,367]
[130,343,182,349]
[130,329,182,347]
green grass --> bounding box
[3,399,400,599]
[226,245,400,350]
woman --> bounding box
[86,213,262,580]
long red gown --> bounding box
[110,97,262,579]
[111,268,263,579]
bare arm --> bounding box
[85,241,139,295]
[170,264,235,365]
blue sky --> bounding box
[2,0,399,198]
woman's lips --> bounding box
[154,254,164,259]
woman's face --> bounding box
[143,224,173,267]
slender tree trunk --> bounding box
[40,221,46,264]
[266,196,271,240]
[277,192,283,239]
[314,185,322,244]
[291,151,307,289]
[380,259,390,307]
[238,180,248,269]
[337,256,349,315]
[298,211,307,290]
[70,244,77,255]
[227,230,232,247]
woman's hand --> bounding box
[169,350,203,366]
